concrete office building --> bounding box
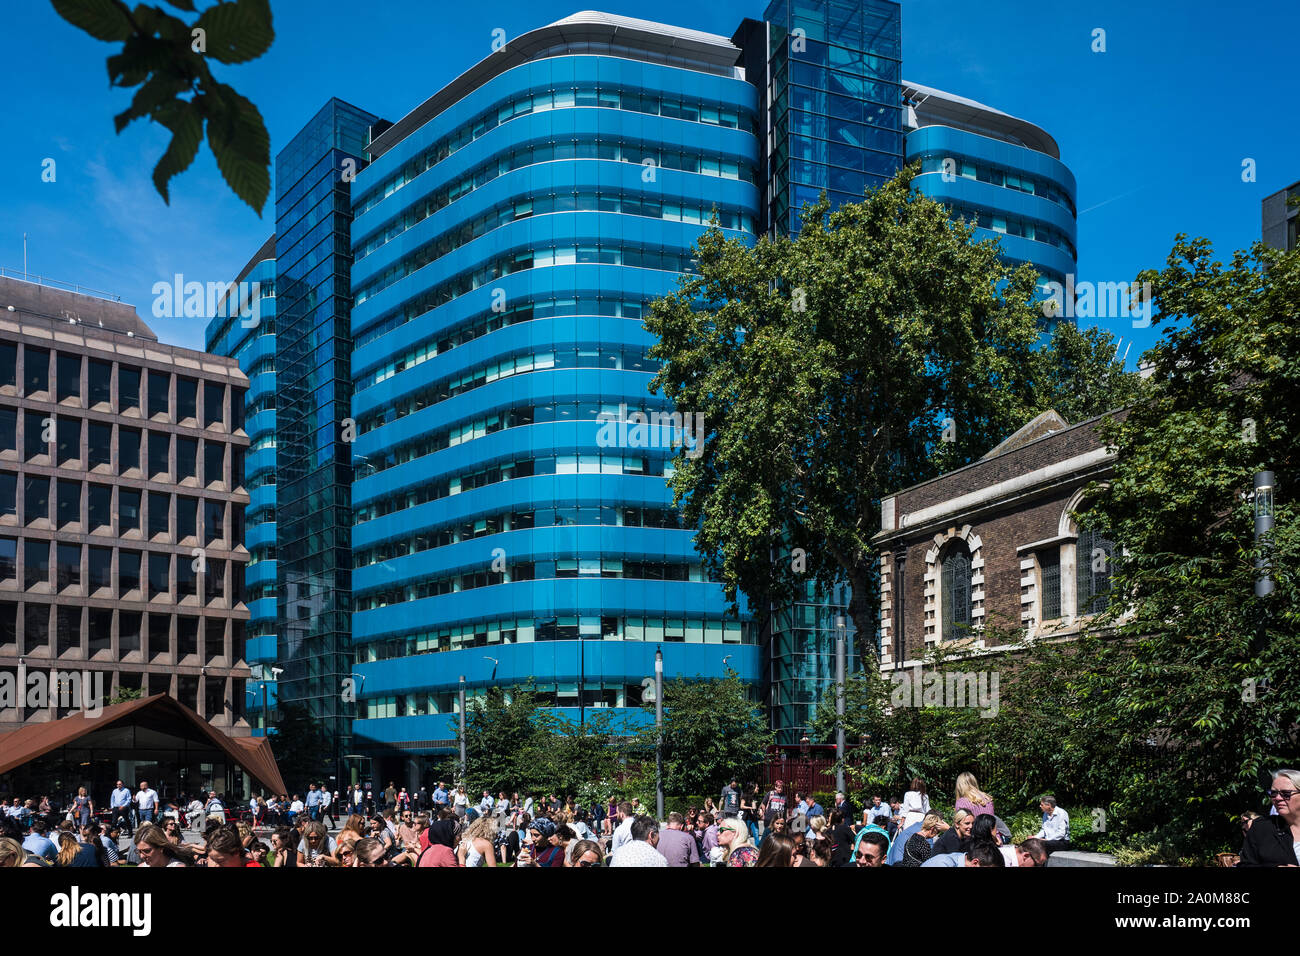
[0,275,251,740]
[1262,179,1299,252]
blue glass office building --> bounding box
[274,99,379,765]
[348,14,763,766]
[214,2,1077,772]
[206,239,279,733]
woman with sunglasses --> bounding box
[716,818,758,866]
[565,839,604,867]
[1240,769,1300,866]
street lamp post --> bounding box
[655,647,664,821]
[1255,471,1275,598]
[835,616,846,795]
[458,675,467,784]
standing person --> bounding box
[609,800,636,860]
[453,786,469,819]
[832,791,855,824]
[719,778,741,819]
[591,797,606,836]
[305,783,321,821]
[699,812,719,860]
[901,777,929,828]
[431,781,447,812]
[384,782,398,811]
[954,771,996,818]
[866,794,892,827]
[656,812,700,867]
[827,809,856,867]
[803,793,824,820]
[134,780,159,825]
[1240,770,1300,866]
[742,783,762,842]
[73,787,94,829]
[109,780,133,837]
[321,788,336,828]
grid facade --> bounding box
[0,279,250,734]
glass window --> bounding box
[88,546,112,592]
[1076,528,1115,616]
[119,611,141,655]
[204,382,224,427]
[176,377,197,421]
[177,616,198,657]
[88,421,111,469]
[177,496,197,540]
[1039,549,1061,620]
[148,431,170,479]
[119,427,141,473]
[941,543,972,640]
[57,353,81,402]
[148,491,170,538]
[0,537,15,581]
[149,552,170,598]
[23,605,48,655]
[0,407,14,452]
[148,613,169,659]
[204,441,224,486]
[24,476,48,524]
[204,499,224,545]
[177,437,198,480]
[24,347,49,395]
[56,479,80,528]
[0,343,14,388]
[0,472,13,517]
[177,553,197,598]
[119,366,140,412]
[57,417,80,465]
[89,609,112,655]
[24,539,48,588]
[176,674,197,708]
[88,484,112,530]
[119,550,141,593]
[119,489,141,533]
[205,558,225,603]
[88,360,112,406]
[148,370,170,418]
[25,411,48,460]
[56,542,80,590]
[206,618,224,663]
[56,607,81,660]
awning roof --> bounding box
[0,694,287,795]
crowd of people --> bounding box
[2,768,1297,868]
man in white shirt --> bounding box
[609,815,668,868]
[609,800,636,860]
[135,780,159,824]
[320,787,336,827]
[1034,796,1071,851]
[289,794,305,823]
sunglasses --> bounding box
[1267,789,1297,800]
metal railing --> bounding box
[0,267,121,302]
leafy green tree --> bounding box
[52,0,274,212]
[645,166,1139,653]
[461,685,550,794]
[1072,236,1300,857]
[1032,321,1146,426]
[635,672,773,798]
[108,686,143,705]
[533,709,626,797]
[268,701,330,789]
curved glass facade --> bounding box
[906,124,1079,294]
[349,52,763,752]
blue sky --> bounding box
[2,0,1294,362]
